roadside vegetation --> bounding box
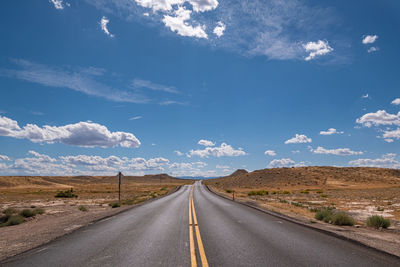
[1,207,45,227]
[366,215,391,229]
[55,188,78,198]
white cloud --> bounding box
[0,59,148,103]
[188,142,246,158]
[213,21,225,37]
[215,164,229,169]
[383,128,400,141]
[285,134,312,144]
[362,35,378,44]
[391,98,400,105]
[162,6,208,39]
[0,155,10,161]
[264,150,276,156]
[292,150,300,154]
[361,93,369,99]
[174,150,183,156]
[132,79,178,94]
[189,0,219,12]
[311,146,363,156]
[268,158,295,168]
[356,110,400,127]
[129,116,143,120]
[159,100,188,106]
[198,139,215,147]
[0,115,141,148]
[319,128,343,135]
[50,0,64,9]
[100,16,115,37]
[303,40,333,61]
[367,47,379,53]
[349,156,400,169]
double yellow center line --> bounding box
[189,186,209,267]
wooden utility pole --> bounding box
[118,171,122,204]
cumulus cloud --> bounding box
[349,155,400,169]
[268,158,295,168]
[319,128,343,135]
[391,98,400,105]
[132,79,178,94]
[382,128,400,141]
[162,6,208,39]
[198,139,215,147]
[100,16,114,37]
[362,35,378,44]
[50,0,64,9]
[0,59,148,103]
[311,146,363,156]
[285,134,312,144]
[174,150,183,156]
[303,40,333,61]
[0,155,10,161]
[264,150,276,156]
[356,110,400,127]
[213,21,225,37]
[0,115,141,148]
[188,142,246,158]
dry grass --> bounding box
[207,167,400,226]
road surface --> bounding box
[2,181,399,266]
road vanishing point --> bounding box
[2,181,399,267]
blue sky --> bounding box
[0,0,399,177]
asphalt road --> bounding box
[2,181,399,266]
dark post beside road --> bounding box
[118,171,122,204]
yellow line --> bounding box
[191,191,209,267]
[189,188,197,267]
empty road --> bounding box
[2,181,399,266]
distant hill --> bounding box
[207,167,400,189]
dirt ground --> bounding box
[0,174,191,261]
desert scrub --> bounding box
[33,207,45,215]
[315,209,333,223]
[225,189,233,193]
[320,194,328,198]
[300,189,310,194]
[376,206,384,211]
[2,215,24,227]
[331,212,355,226]
[248,190,268,196]
[2,207,18,216]
[109,202,121,208]
[281,191,291,195]
[55,188,78,198]
[20,209,37,218]
[316,189,324,194]
[78,205,88,212]
[366,215,391,229]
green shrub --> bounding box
[376,206,384,211]
[225,189,233,193]
[248,190,268,196]
[4,215,24,226]
[300,189,310,194]
[34,208,45,215]
[320,194,328,198]
[55,188,78,198]
[315,209,333,222]
[281,191,291,195]
[109,202,121,208]
[2,207,18,216]
[78,205,88,212]
[160,187,167,191]
[366,215,391,229]
[30,205,36,208]
[316,189,324,194]
[20,209,36,218]
[331,212,355,226]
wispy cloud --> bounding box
[129,116,143,120]
[132,78,178,94]
[311,146,362,156]
[100,16,115,37]
[49,0,64,10]
[159,100,188,106]
[85,0,338,61]
[0,59,149,103]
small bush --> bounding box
[20,209,36,218]
[4,215,24,226]
[160,187,167,191]
[315,209,333,222]
[34,208,45,215]
[78,205,88,212]
[55,188,78,198]
[316,190,324,194]
[2,207,18,216]
[109,202,121,208]
[320,194,328,198]
[300,189,310,194]
[376,206,384,211]
[366,215,391,229]
[248,190,268,196]
[281,191,291,195]
[225,189,233,193]
[30,205,36,208]
[331,212,355,226]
